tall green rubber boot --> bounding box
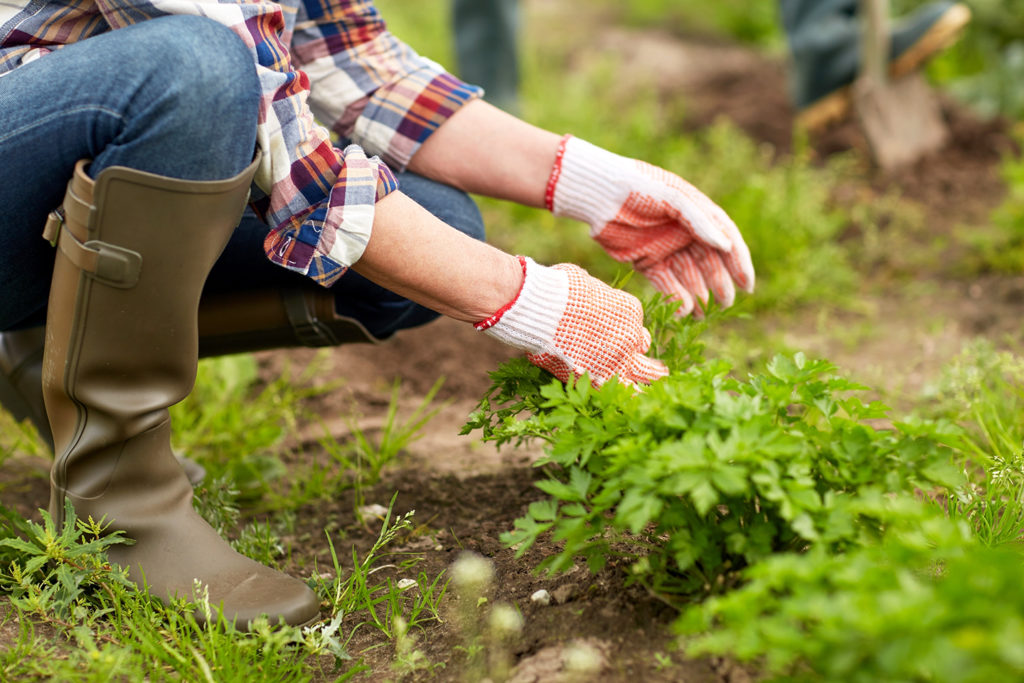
[42,157,320,629]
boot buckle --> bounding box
[43,209,64,246]
[56,224,142,288]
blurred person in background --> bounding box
[453,0,521,112]
[781,0,971,128]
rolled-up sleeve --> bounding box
[290,0,482,171]
[94,0,398,286]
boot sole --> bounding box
[796,2,972,132]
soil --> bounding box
[0,6,1019,683]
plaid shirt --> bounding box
[0,0,480,285]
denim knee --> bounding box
[94,16,261,179]
[154,16,260,122]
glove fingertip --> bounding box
[632,355,669,385]
[699,224,732,252]
[742,269,756,293]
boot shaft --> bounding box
[44,157,258,513]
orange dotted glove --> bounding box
[476,257,668,388]
[546,135,755,316]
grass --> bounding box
[0,494,444,680]
[0,345,450,679]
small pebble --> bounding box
[530,589,551,605]
[397,578,417,591]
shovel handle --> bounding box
[861,0,891,83]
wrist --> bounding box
[546,136,630,231]
[475,257,568,354]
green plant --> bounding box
[955,136,1024,275]
[911,0,1024,119]
[311,495,448,643]
[0,501,350,682]
[0,410,48,462]
[680,511,1024,682]
[316,377,448,513]
[594,0,782,48]
[920,340,1024,546]
[448,552,524,681]
[465,299,962,596]
[0,500,131,624]
[347,377,449,486]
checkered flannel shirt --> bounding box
[0,0,481,285]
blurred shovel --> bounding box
[853,0,949,171]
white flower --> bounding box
[489,604,524,634]
[564,641,604,673]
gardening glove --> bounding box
[476,256,669,388]
[545,135,755,317]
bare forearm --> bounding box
[408,99,561,208]
[351,191,523,323]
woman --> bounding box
[0,0,753,628]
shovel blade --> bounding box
[853,71,949,171]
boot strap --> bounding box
[281,289,376,347]
[45,211,142,288]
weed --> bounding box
[311,495,447,643]
[317,377,448,514]
[920,340,1024,547]
[0,501,350,681]
[449,552,524,681]
[348,377,448,486]
[953,132,1024,275]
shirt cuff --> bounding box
[263,145,399,287]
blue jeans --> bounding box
[0,16,484,339]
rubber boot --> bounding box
[42,158,320,629]
[197,287,379,358]
[0,287,376,481]
[1,325,206,484]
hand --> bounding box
[476,257,668,388]
[546,135,755,316]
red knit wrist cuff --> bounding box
[474,256,529,330]
[544,134,572,212]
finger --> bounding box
[667,180,734,252]
[624,351,670,386]
[722,239,755,293]
[668,192,732,252]
[641,263,696,317]
[710,215,755,293]
[665,251,710,307]
[698,195,756,293]
[691,245,737,309]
